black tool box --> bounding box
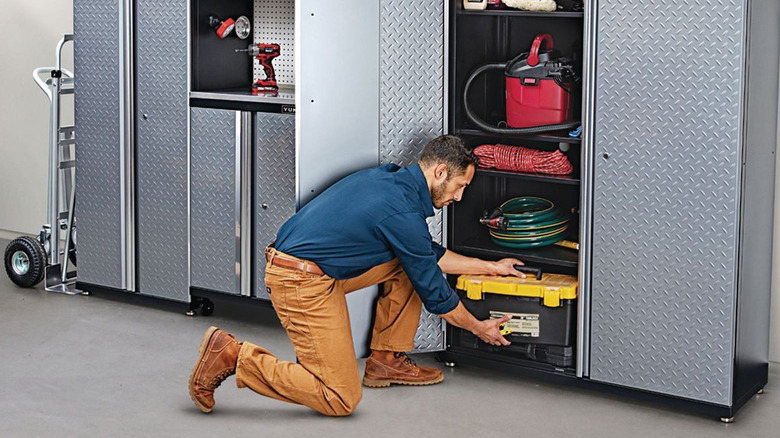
[455,274,578,367]
[456,330,575,368]
[457,274,578,346]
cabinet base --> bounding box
[438,348,752,420]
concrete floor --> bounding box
[1,242,778,437]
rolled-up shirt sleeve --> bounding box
[375,212,460,315]
[431,241,447,260]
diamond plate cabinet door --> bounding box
[190,109,239,295]
[135,0,189,301]
[254,113,296,300]
[73,0,123,289]
[380,0,446,353]
[589,0,744,405]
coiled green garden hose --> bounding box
[480,197,568,249]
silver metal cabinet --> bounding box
[190,108,240,295]
[254,113,296,300]
[586,0,780,407]
[75,0,190,301]
[297,0,380,356]
[379,0,448,352]
[297,0,450,354]
[73,0,124,290]
[71,0,779,417]
[135,0,189,302]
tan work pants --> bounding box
[235,248,423,416]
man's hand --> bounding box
[472,314,512,346]
[438,250,526,278]
[489,258,526,278]
[441,302,510,347]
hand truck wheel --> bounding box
[4,236,48,288]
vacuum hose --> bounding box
[463,63,581,136]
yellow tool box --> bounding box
[456,273,579,349]
[456,273,578,307]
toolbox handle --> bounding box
[514,264,543,280]
[527,33,554,67]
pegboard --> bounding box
[254,0,295,85]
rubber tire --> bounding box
[67,225,77,267]
[4,236,47,288]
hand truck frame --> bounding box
[3,34,81,294]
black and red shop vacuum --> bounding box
[463,33,581,135]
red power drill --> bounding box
[236,43,280,94]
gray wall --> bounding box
[1,1,780,363]
[0,1,73,238]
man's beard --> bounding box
[431,180,448,209]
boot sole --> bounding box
[188,326,220,413]
[362,374,444,388]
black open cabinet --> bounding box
[442,2,585,375]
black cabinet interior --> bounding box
[191,0,254,92]
[450,167,581,272]
[447,1,585,372]
[453,12,584,133]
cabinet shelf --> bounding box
[454,233,578,269]
[189,87,295,113]
[476,168,579,185]
[456,128,581,145]
[457,10,584,19]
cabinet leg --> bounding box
[720,417,735,424]
[757,388,765,395]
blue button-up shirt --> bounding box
[274,163,459,315]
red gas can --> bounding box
[504,34,573,128]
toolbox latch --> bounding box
[543,288,561,307]
[466,282,484,301]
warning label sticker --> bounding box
[490,311,540,337]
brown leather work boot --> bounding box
[362,351,444,388]
[188,326,242,413]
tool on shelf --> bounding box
[554,240,579,251]
[556,0,585,11]
[236,43,280,94]
[234,16,251,40]
[474,143,573,175]
[208,15,236,39]
[463,0,488,10]
[502,0,557,12]
[480,197,569,248]
[463,34,581,135]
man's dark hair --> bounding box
[418,135,478,177]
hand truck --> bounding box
[3,34,81,294]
